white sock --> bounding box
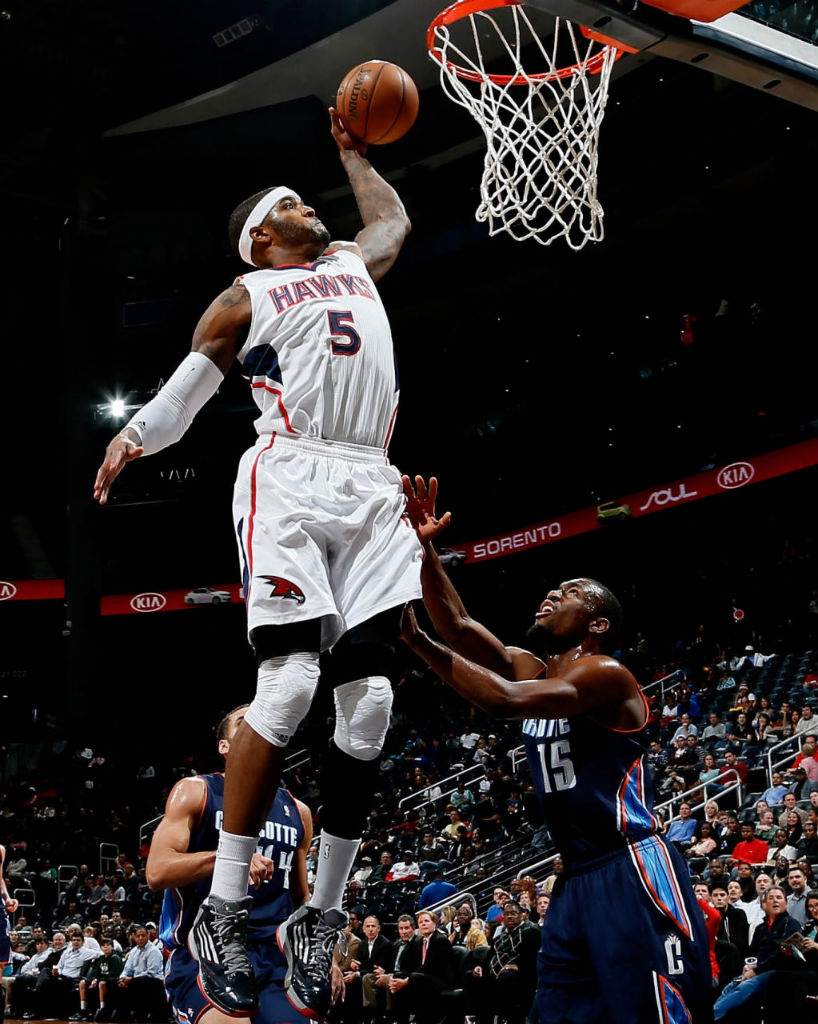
[210,830,258,902]
[310,832,360,911]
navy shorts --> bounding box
[0,910,9,964]
[164,941,301,1024]
[536,836,714,1024]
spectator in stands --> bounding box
[803,665,818,691]
[418,870,457,910]
[389,850,421,883]
[369,851,393,884]
[485,888,509,928]
[706,858,729,888]
[789,767,818,801]
[33,931,98,1020]
[802,893,818,940]
[701,712,726,747]
[465,901,539,1024]
[718,751,748,787]
[646,741,668,776]
[361,913,416,1020]
[449,905,487,950]
[441,808,467,843]
[787,865,810,925]
[672,714,699,743]
[449,781,475,815]
[786,809,805,849]
[338,915,393,1022]
[74,936,122,1022]
[761,772,789,806]
[753,714,776,746]
[687,822,718,862]
[388,910,454,1023]
[6,936,52,1018]
[771,855,794,889]
[732,824,770,866]
[713,887,807,1021]
[666,802,698,850]
[542,856,563,896]
[57,900,85,932]
[710,884,749,953]
[779,792,808,828]
[417,830,446,866]
[699,754,720,791]
[756,809,778,844]
[796,705,817,736]
[770,829,799,864]
[798,821,818,864]
[352,856,374,887]
[535,892,550,927]
[116,925,165,1022]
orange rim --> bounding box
[427,0,623,83]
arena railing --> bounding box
[284,747,311,775]
[641,668,688,707]
[397,761,488,816]
[766,733,801,784]
[654,768,742,824]
[57,864,78,896]
[12,886,35,925]
[416,887,479,922]
[100,842,119,876]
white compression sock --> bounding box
[210,830,259,902]
[310,832,361,911]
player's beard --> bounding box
[275,217,330,250]
[524,622,551,655]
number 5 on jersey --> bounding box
[328,310,361,356]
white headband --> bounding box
[238,186,301,267]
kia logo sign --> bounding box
[0,581,17,601]
[130,592,167,613]
[717,462,755,490]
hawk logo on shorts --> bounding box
[258,575,306,605]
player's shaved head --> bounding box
[575,578,623,647]
[217,704,249,742]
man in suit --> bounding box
[389,910,454,1023]
[340,915,393,1019]
[362,914,416,1020]
[463,901,540,1024]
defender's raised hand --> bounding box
[401,475,452,545]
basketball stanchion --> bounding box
[427,0,630,250]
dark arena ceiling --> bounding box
[0,0,815,742]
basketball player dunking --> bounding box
[94,112,423,1020]
[399,477,714,1024]
[147,705,340,1024]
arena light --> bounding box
[110,398,126,418]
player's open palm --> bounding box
[93,435,144,505]
[401,475,451,544]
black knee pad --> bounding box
[321,606,403,687]
[319,740,381,839]
[251,620,322,666]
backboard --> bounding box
[527,0,818,107]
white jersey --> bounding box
[235,248,399,449]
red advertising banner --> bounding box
[0,579,65,602]
[457,439,817,564]
[100,584,242,617]
[4,440,815,614]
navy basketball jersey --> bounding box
[523,684,659,867]
[159,776,303,949]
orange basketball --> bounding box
[336,61,419,145]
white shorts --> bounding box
[233,433,423,651]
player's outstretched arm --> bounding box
[93,285,250,504]
[402,476,525,681]
[329,107,410,283]
[401,605,639,722]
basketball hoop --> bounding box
[427,0,626,249]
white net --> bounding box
[429,3,620,250]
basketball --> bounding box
[335,60,419,145]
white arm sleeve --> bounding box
[124,351,225,456]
